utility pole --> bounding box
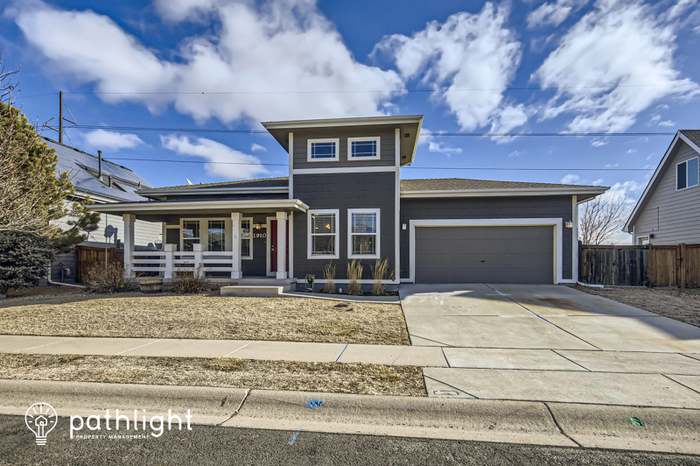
[59,91,63,143]
[46,91,76,143]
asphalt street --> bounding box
[1,415,697,465]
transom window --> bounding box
[677,157,699,190]
[308,209,339,259]
[241,218,252,259]
[348,209,380,258]
[182,220,200,252]
[348,137,380,160]
[207,220,225,252]
[308,138,339,161]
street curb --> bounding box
[1,380,699,455]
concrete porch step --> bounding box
[221,279,295,297]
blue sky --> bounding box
[1,0,699,231]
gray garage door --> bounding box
[415,226,554,284]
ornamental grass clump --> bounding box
[347,260,364,295]
[168,266,210,294]
[84,263,136,294]
[371,257,393,296]
[322,261,336,294]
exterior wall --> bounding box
[633,140,700,245]
[292,172,397,280]
[399,196,575,281]
[292,127,396,169]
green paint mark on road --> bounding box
[629,417,645,427]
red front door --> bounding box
[270,220,289,273]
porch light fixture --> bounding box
[254,223,263,230]
[565,221,574,229]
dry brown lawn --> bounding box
[0,294,409,345]
[0,353,425,397]
[576,285,700,327]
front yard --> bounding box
[0,293,410,345]
[576,285,700,327]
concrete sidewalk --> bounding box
[1,380,698,456]
[0,334,448,367]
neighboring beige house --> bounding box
[48,138,161,283]
[625,130,700,245]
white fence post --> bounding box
[164,244,174,280]
[193,243,203,279]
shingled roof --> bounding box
[401,178,600,191]
[680,130,700,148]
[139,177,289,192]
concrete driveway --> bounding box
[400,284,700,408]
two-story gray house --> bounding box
[91,115,606,286]
[625,130,700,245]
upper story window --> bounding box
[348,137,380,160]
[677,157,699,190]
[308,138,339,162]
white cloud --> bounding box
[375,3,525,133]
[658,120,676,127]
[81,129,145,151]
[561,174,580,184]
[627,148,637,153]
[605,163,619,167]
[11,0,404,124]
[161,135,267,180]
[527,0,590,28]
[534,0,699,132]
[666,0,698,21]
[417,128,462,156]
[251,143,267,152]
[508,150,523,158]
[591,139,607,147]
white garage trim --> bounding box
[408,218,565,284]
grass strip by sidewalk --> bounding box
[0,353,426,397]
[0,295,409,345]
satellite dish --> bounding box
[186,178,193,185]
[104,225,117,239]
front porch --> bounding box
[91,199,309,282]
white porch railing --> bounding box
[131,244,234,279]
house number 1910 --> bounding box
[254,233,266,239]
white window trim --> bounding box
[180,218,201,252]
[676,156,699,191]
[307,209,340,259]
[637,235,650,245]
[241,217,253,260]
[307,138,339,162]
[348,208,381,259]
[348,136,380,160]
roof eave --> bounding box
[88,198,309,215]
[137,186,289,198]
[400,187,608,199]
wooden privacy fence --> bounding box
[76,245,124,283]
[579,243,700,288]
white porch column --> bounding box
[231,212,242,279]
[276,211,288,279]
[123,214,135,274]
[193,243,203,279]
[164,244,175,280]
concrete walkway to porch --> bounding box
[0,335,448,367]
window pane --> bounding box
[208,220,225,252]
[352,235,376,255]
[183,238,199,251]
[311,142,336,159]
[688,158,699,187]
[182,220,199,239]
[241,239,251,257]
[351,212,376,234]
[678,162,687,189]
[312,235,335,255]
[241,219,251,239]
[352,140,377,158]
[312,213,335,234]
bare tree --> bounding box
[0,53,72,235]
[579,193,628,245]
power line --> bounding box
[70,124,675,138]
[105,157,654,171]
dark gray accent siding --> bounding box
[293,172,396,280]
[160,193,288,202]
[415,226,554,284]
[292,127,396,169]
[400,196,574,281]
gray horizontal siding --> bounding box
[292,127,396,169]
[400,196,574,281]
[292,172,396,280]
[634,140,700,245]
